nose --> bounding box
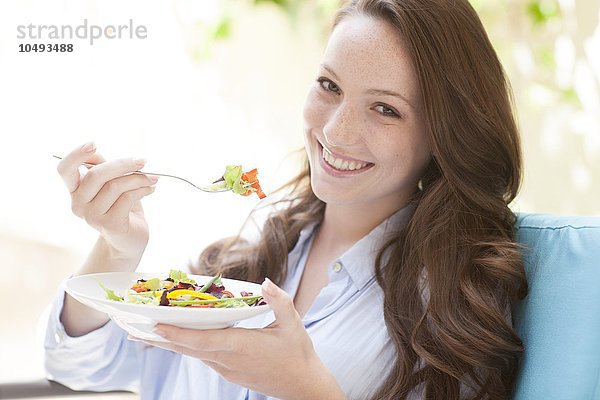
[322,101,363,148]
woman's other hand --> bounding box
[144,278,346,400]
[57,142,157,264]
[58,142,158,336]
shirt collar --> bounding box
[292,203,415,291]
[287,220,320,261]
[337,204,415,291]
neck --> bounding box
[317,199,409,250]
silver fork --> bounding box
[52,155,250,193]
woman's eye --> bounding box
[373,104,400,118]
[317,77,341,94]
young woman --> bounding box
[46,0,527,398]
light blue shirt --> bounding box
[43,205,415,400]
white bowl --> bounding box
[65,272,271,342]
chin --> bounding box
[309,177,361,206]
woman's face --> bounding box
[303,15,431,210]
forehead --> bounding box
[323,15,418,99]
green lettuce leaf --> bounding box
[168,269,196,285]
[99,283,123,302]
[125,292,157,305]
[223,165,245,194]
[143,278,161,291]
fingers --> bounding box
[106,185,155,225]
[57,142,106,193]
[143,338,236,382]
[202,360,232,379]
[73,157,148,206]
[88,174,158,216]
[143,339,192,356]
[143,338,230,367]
[59,143,158,240]
[154,325,242,352]
[260,278,302,328]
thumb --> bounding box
[261,277,301,327]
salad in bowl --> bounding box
[65,270,271,342]
[100,269,266,309]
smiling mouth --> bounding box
[318,142,374,172]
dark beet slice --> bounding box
[208,284,224,293]
[175,282,194,290]
[159,290,170,306]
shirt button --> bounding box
[54,331,63,344]
[332,262,342,273]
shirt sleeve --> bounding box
[42,281,143,393]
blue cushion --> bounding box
[512,212,600,399]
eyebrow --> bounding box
[320,63,416,110]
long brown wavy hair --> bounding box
[194,0,528,398]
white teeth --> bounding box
[322,146,369,171]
